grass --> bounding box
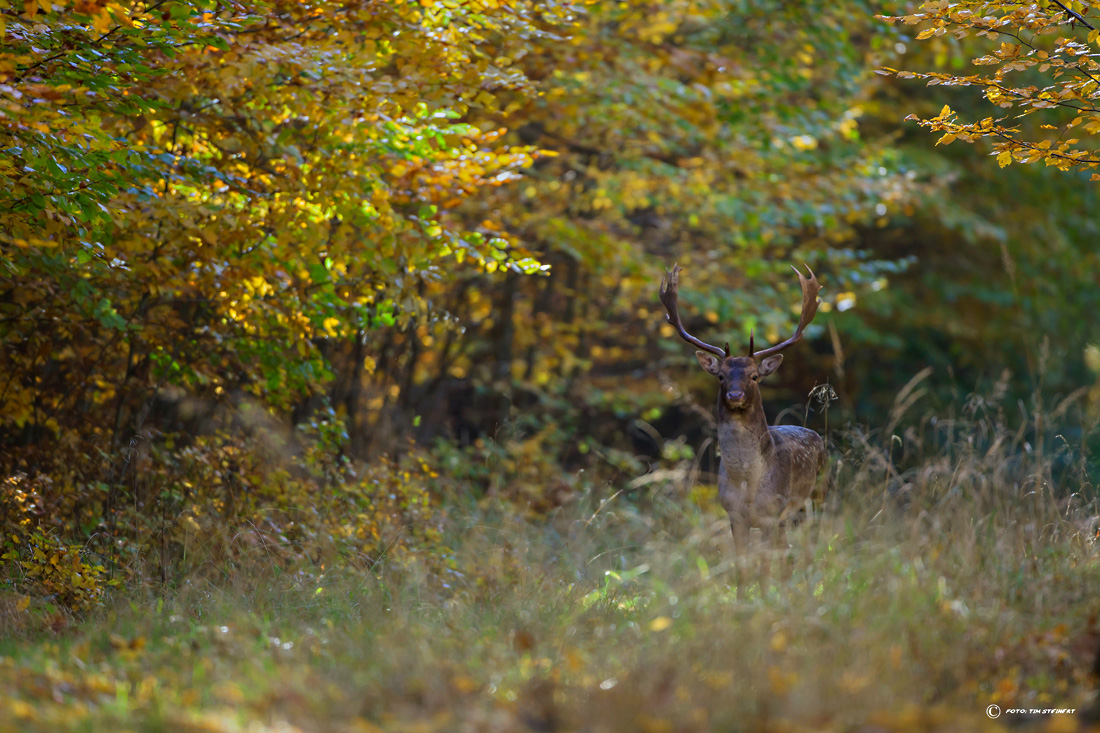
[1,411,1099,732]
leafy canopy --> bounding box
[0,0,570,444]
[881,0,1100,175]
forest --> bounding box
[2,0,1100,729]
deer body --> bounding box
[717,400,825,545]
[660,265,827,547]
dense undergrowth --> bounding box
[1,398,1098,732]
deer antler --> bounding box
[659,264,728,357]
[752,264,822,359]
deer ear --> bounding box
[757,354,783,377]
[695,351,722,376]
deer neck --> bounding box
[717,399,774,469]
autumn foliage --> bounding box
[882,1,1100,174]
[1,0,570,593]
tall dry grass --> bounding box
[3,380,1099,732]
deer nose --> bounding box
[726,389,745,404]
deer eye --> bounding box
[751,374,759,382]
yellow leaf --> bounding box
[791,134,818,150]
[997,150,1012,167]
[936,133,956,146]
[938,104,952,118]
[649,616,672,632]
[15,595,30,612]
[451,675,478,693]
[9,700,34,720]
[767,666,796,695]
[92,8,112,33]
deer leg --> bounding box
[772,521,789,551]
[752,519,780,587]
[730,516,749,553]
[771,521,794,583]
[727,513,749,590]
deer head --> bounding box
[659,263,822,411]
[694,354,783,411]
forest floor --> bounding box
[1,447,1099,732]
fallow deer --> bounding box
[660,264,827,550]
